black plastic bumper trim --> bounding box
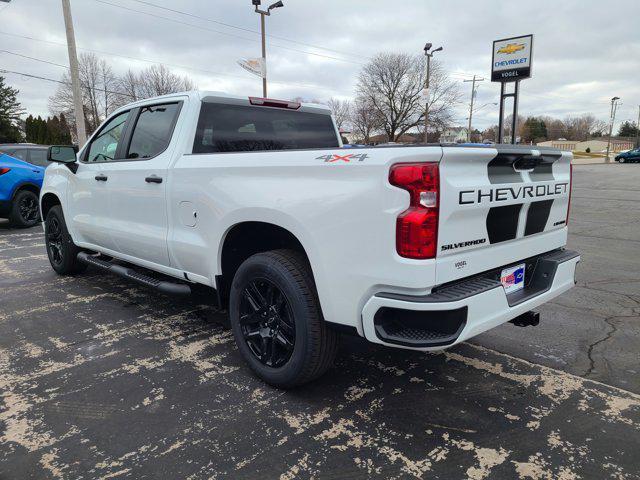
[376,248,579,306]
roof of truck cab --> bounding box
[111,90,331,113]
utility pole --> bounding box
[636,105,640,148]
[464,75,484,142]
[253,1,284,98]
[423,43,443,143]
[61,0,86,146]
[605,96,620,163]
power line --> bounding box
[127,0,368,61]
[93,0,366,65]
[0,68,135,98]
[0,31,351,94]
[0,50,69,69]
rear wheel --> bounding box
[44,205,87,275]
[9,190,40,228]
[229,249,338,388]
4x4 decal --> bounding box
[316,153,369,163]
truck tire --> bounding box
[9,190,40,228]
[44,205,87,275]
[229,249,338,388]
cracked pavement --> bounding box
[1,164,639,479]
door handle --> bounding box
[95,174,108,181]
[145,175,163,184]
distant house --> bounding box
[368,134,418,145]
[537,138,635,153]
[439,127,468,143]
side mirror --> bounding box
[47,145,78,164]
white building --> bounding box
[439,127,468,143]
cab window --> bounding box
[126,103,181,160]
[86,111,130,163]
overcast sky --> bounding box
[1,0,639,132]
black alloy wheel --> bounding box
[46,215,64,267]
[19,195,39,223]
[239,278,296,368]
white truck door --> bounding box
[66,110,131,251]
[102,101,184,267]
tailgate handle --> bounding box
[513,156,542,172]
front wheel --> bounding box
[229,249,338,388]
[618,157,625,163]
[44,205,87,275]
[9,190,40,228]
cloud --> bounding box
[1,0,638,132]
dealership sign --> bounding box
[491,35,533,82]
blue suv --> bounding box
[0,145,49,227]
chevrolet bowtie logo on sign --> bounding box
[492,34,533,82]
[497,43,525,55]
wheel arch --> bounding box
[40,192,62,220]
[12,182,40,199]
[217,221,313,309]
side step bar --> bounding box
[77,252,191,296]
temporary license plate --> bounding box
[501,263,525,294]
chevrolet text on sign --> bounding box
[491,34,533,82]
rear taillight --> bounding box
[248,97,301,109]
[389,163,439,259]
[0,167,10,176]
[566,163,573,225]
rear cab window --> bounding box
[193,103,339,153]
[126,103,181,160]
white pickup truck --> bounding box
[41,91,579,387]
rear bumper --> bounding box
[361,249,580,351]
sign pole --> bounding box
[498,82,506,144]
[511,80,520,144]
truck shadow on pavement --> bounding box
[1,228,639,479]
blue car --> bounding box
[0,151,46,227]
[615,147,640,163]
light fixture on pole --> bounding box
[423,43,442,143]
[605,96,620,163]
[253,0,284,98]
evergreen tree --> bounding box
[618,121,638,137]
[0,76,25,143]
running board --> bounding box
[77,252,191,295]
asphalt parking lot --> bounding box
[1,164,639,479]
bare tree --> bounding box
[117,69,143,103]
[49,53,120,136]
[356,52,460,142]
[137,64,195,98]
[50,57,197,138]
[350,97,382,144]
[326,98,351,131]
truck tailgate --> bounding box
[436,145,572,284]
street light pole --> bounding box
[61,0,87,146]
[423,43,442,143]
[253,0,283,98]
[605,96,620,163]
[464,75,485,142]
[636,105,640,149]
